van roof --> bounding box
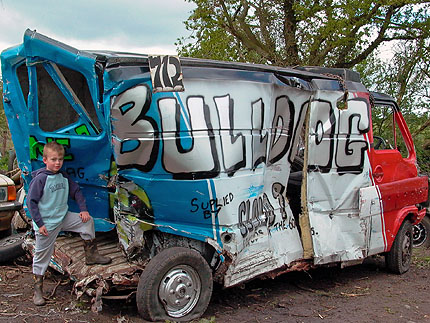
[21,29,356,83]
[91,50,344,82]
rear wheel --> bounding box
[136,246,213,322]
[386,220,413,274]
[0,232,26,263]
[413,215,430,248]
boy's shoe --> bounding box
[33,274,46,306]
[83,239,112,265]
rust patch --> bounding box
[214,250,234,284]
[262,259,313,280]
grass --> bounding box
[412,247,430,269]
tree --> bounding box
[0,80,9,158]
[177,0,430,68]
[177,1,430,172]
[356,39,430,173]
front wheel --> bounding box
[386,220,413,274]
[136,246,213,322]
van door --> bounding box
[3,30,114,231]
[368,93,427,250]
[305,89,373,265]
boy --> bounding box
[27,141,111,306]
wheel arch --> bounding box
[387,207,417,251]
[148,230,219,269]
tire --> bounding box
[0,232,26,263]
[0,227,12,239]
[386,220,413,274]
[136,246,213,322]
[413,215,430,248]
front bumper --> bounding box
[0,201,22,231]
[0,200,22,212]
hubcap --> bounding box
[413,223,427,247]
[159,265,201,318]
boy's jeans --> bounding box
[32,212,95,276]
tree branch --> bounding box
[218,0,275,61]
[412,118,430,137]
[256,0,276,55]
[332,3,383,64]
[336,5,396,68]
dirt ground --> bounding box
[1,246,430,323]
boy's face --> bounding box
[43,149,64,173]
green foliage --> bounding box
[356,39,430,173]
[0,80,4,110]
[0,80,14,163]
[176,1,266,63]
[412,248,430,269]
[0,154,9,172]
[0,80,6,134]
[357,41,430,114]
[177,1,430,67]
[417,147,430,175]
[180,2,430,172]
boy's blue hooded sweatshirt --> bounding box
[27,168,87,231]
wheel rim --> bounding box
[158,264,201,318]
[413,223,427,247]
[401,230,412,267]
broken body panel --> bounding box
[2,30,428,317]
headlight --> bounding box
[0,187,6,201]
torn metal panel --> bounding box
[113,181,153,261]
[2,30,114,233]
[263,259,313,279]
[359,186,384,255]
[222,202,304,288]
[24,232,143,309]
[299,106,313,259]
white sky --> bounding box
[0,0,196,55]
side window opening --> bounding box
[394,119,408,158]
[372,103,409,158]
[36,62,101,135]
[56,64,101,132]
[37,63,79,132]
[17,63,29,107]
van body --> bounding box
[2,30,428,321]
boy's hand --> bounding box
[39,225,48,236]
[79,211,91,223]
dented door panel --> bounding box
[2,30,114,231]
[306,90,374,264]
[107,70,311,286]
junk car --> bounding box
[0,170,25,262]
[1,30,428,321]
[0,172,21,236]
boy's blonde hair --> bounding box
[43,141,65,158]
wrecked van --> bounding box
[1,30,429,321]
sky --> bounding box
[0,0,196,55]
